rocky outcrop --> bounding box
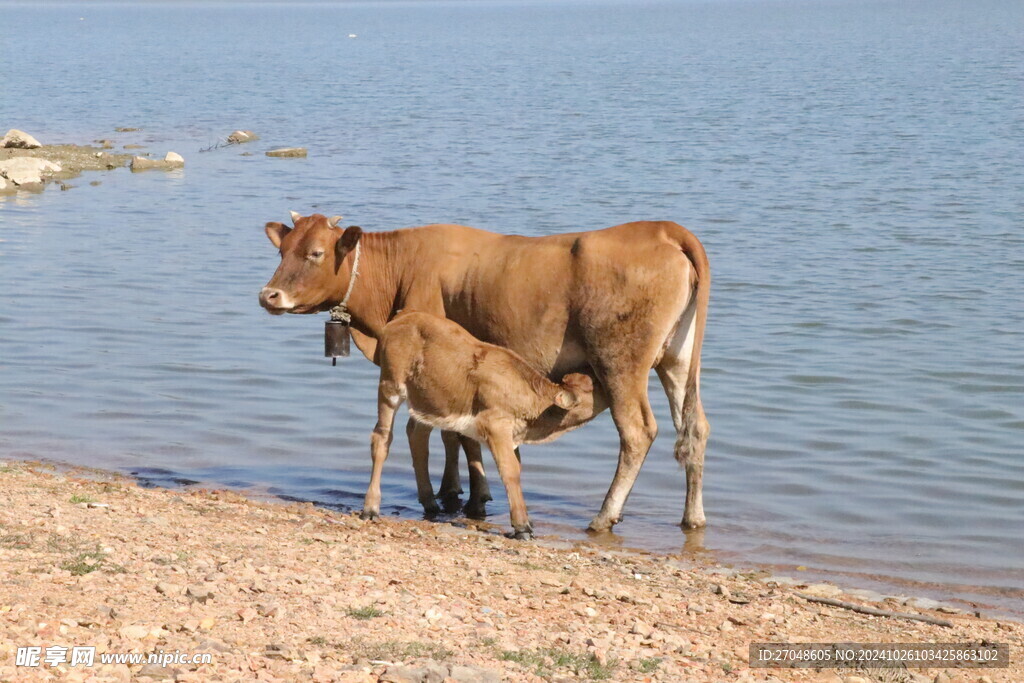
[266,147,307,158]
[0,156,62,186]
[2,129,42,149]
[130,152,184,171]
[227,130,258,144]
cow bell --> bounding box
[325,319,351,365]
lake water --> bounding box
[2,0,1022,616]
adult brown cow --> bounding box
[259,212,711,531]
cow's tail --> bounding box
[673,227,711,466]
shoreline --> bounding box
[1,459,1018,682]
[99,456,1024,624]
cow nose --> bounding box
[259,287,282,308]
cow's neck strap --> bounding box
[329,240,361,324]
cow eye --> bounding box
[309,250,325,260]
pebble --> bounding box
[802,583,844,598]
[904,596,942,610]
[118,623,150,640]
[630,618,655,638]
[155,581,179,595]
[136,663,176,680]
[185,584,214,603]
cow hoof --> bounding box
[463,500,488,519]
[586,515,620,533]
[436,486,463,499]
[359,509,379,521]
[681,516,707,530]
[421,500,441,517]
[438,493,462,514]
[512,529,534,541]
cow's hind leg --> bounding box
[461,437,492,518]
[437,430,464,508]
[587,373,658,532]
[656,356,710,529]
[407,419,441,516]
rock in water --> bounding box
[227,130,258,143]
[266,147,307,158]
[130,153,184,171]
[0,157,62,185]
[2,129,42,149]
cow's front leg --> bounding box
[588,378,657,533]
[407,418,441,516]
[461,437,492,518]
[361,387,400,520]
[437,430,464,509]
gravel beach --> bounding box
[0,461,1018,682]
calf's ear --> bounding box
[554,373,593,409]
[265,222,291,248]
[336,225,363,259]
[554,388,579,410]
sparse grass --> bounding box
[46,534,124,575]
[61,548,111,576]
[479,636,498,648]
[636,657,662,673]
[152,549,192,566]
[46,533,83,554]
[349,639,453,662]
[346,605,385,620]
[500,648,617,680]
[518,560,544,571]
[0,532,33,550]
[69,494,96,504]
[307,636,328,646]
[0,465,15,474]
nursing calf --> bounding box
[361,312,598,538]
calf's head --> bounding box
[259,212,363,314]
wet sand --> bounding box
[0,461,1018,682]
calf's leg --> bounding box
[438,430,464,505]
[361,388,400,520]
[482,423,532,539]
[407,419,441,516]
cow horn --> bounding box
[328,215,344,227]
[289,210,302,224]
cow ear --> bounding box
[336,225,363,257]
[265,222,291,248]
